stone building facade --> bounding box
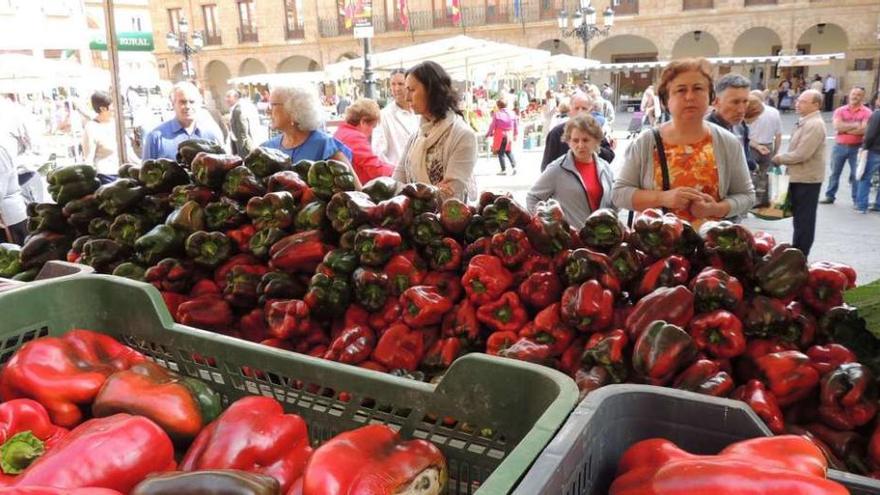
[148,0,880,107]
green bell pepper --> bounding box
[176,138,225,166]
[112,261,147,281]
[138,158,190,193]
[166,200,206,234]
[26,203,66,234]
[295,200,329,232]
[137,194,174,226]
[185,231,232,268]
[47,165,101,206]
[307,159,357,200]
[0,243,22,277]
[96,178,146,216]
[20,232,71,271]
[249,228,284,259]
[246,191,296,231]
[87,217,112,238]
[244,146,292,178]
[362,176,401,203]
[109,213,147,247]
[80,238,127,273]
[304,272,351,319]
[61,194,101,233]
[205,197,248,231]
[135,224,185,266]
[222,165,266,200]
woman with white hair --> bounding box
[262,86,352,163]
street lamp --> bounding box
[165,16,204,80]
[557,2,614,61]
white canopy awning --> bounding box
[324,35,552,82]
[228,71,331,87]
[591,52,846,72]
[509,54,601,78]
[0,54,110,93]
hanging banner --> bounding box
[353,0,374,38]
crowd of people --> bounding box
[2,58,879,265]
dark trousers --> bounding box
[790,182,821,257]
[2,220,27,245]
[497,136,516,172]
[749,147,773,207]
[824,89,836,112]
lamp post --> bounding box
[165,17,204,80]
[557,2,614,63]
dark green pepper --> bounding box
[61,194,101,233]
[10,268,37,281]
[322,249,359,276]
[353,267,390,312]
[700,220,756,276]
[109,213,146,247]
[112,261,147,281]
[170,184,215,208]
[137,194,174,226]
[222,165,266,200]
[244,146,292,178]
[291,159,313,178]
[134,224,185,266]
[464,214,490,244]
[326,191,376,233]
[118,163,141,180]
[257,271,306,305]
[138,158,190,193]
[166,200,206,234]
[354,228,402,267]
[753,243,809,299]
[304,272,351,319]
[579,208,626,253]
[0,243,22,278]
[246,192,296,231]
[526,199,571,255]
[47,165,100,206]
[68,235,94,263]
[632,320,698,386]
[80,238,127,273]
[26,203,66,234]
[191,152,243,189]
[96,178,146,216]
[249,228,284,259]
[185,231,233,268]
[87,217,113,238]
[205,197,247,231]
[295,200,328,232]
[409,212,444,246]
[401,182,441,216]
[307,159,357,200]
[176,138,225,166]
[362,176,400,203]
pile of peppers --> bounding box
[0,329,448,494]
[8,139,880,481]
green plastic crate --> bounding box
[0,275,578,494]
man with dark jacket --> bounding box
[541,93,614,171]
[706,73,756,172]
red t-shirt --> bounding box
[574,159,603,212]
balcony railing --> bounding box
[744,0,776,5]
[285,22,305,39]
[237,26,258,42]
[683,0,713,9]
[202,30,222,46]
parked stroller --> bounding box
[627,111,645,139]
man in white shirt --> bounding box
[0,138,27,245]
[372,69,419,167]
[823,74,838,112]
[749,90,783,207]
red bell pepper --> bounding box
[810,261,857,289]
[462,236,491,263]
[476,291,529,333]
[369,299,402,334]
[422,271,463,303]
[581,328,629,383]
[741,295,792,339]
[180,396,312,493]
[352,267,390,313]
[687,310,746,359]
[574,366,612,400]
[400,286,453,328]
[225,224,256,253]
[266,299,313,340]
[424,237,463,272]
[177,295,234,332]
[354,228,403,267]
[801,265,849,314]
[0,488,123,494]
[439,197,473,235]
[732,379,785,434]
[302,424,447,495]
[787,300,818,349]
[489,228,532,268]
[700,220,756,275]
[11,414,176,493]
[560,280,614,333]
[383,251,427,296]
[324,325,376,365]
[752,230,777,256]
[555,248,621,294]
[145,258,195,294]
[808,422,871,475]
[160,291,189,321]
[632,321,698,386]
[630,208,687,259]
[520,303,576,357]
[224,264,270,309]
[624,285,694,340]
[92,362,221,443]
[0,330,146,427]
[269,230,331,274]
[517,271,562,311]
[754,350,820,406]
[422,337,465,370]
[527,199,573,256]
[673,358,734,397]
[818,362,878,430]
[238,309,269,343]
[461,255,513,305]
[608,242,645,285]
[485,331,519,356]
[371,322,425,371]
[688,267,744,313]
[634,255,691,298]
[0,400,67,475]
[441,300,480,343]
[498,337,554,364]
[610,436,849,495]
[560,338,587,377]
[807,343,857,376]
[190,278,221,298]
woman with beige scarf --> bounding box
[394,61,477,201]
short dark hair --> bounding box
[406,61,460,119]
[496,99,507,109]
[715,73,751,97]
[90,91,112,113]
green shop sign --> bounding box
[90,32,154,52]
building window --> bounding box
[432,0,454,26]
[612,0,638,15]
[284,0,304,39]
[744,0,776,6]
[485,0,508,24]
[385,0,402,30]
[167,8,181,34]
[854,59,874,71]
[237,0,258,42]
[202,4,221,45]
[683,0,713,9]
[130,15,142,31]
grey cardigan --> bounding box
[611,124,755,218]
[527,150,615,229]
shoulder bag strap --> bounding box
[652,127,671,191]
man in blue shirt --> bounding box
[142,82,224,161]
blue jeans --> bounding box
[856,151,880,210]
[824,143,861,202]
